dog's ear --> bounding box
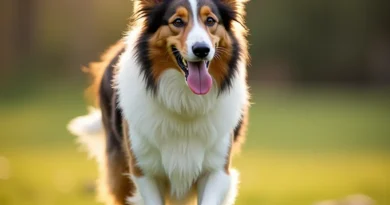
[133,0,164,13]
[220,0,249,14]
[132,0,168,33]
[142,0,164,6]
[217,0,249,31]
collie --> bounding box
[68,0,250,204]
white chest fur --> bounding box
[115,30,248,200]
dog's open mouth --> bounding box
[172,46,212,95]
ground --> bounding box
[0,83,389,205]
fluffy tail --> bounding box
[67,107,105,163]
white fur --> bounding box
[67,107,109,204]
[198,169,240,205]
[113,25,248,204]
[129,176,164,205]
[186,0,215,61]
[67,107,105,163]
[197,170,239,205]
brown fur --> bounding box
[123,120,144,178]
[224,135,234,174]
[101,145,135,205]
[148,6,193,80]
[84,40,125,106]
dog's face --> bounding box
[134,0,248,95]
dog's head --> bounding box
[133,0,248,95]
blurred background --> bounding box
[0,0,389,205]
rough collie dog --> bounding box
[68,0,249,204]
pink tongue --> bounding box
[186,61,212,95]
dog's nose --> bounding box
[192,42,210,58]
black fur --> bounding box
[135,33,158,93]
[134,1,173,93]
[233,113,244,141]
[220,32,241,93]
[213,0,237,31]
[145,2,171,33]
[99,48,125,150]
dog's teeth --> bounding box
[183,59,187,67]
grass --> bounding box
[0,83,389,205]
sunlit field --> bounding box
[1,83,389,205]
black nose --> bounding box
[192,42,210,58]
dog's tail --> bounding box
[67,107,105,163]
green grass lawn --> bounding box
[1,83,389,205]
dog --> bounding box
[68,0,249,204]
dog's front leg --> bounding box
[129,176,164,205]
[197,169,239,205]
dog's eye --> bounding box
[205,17,216,27]
[172,18,185,28]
